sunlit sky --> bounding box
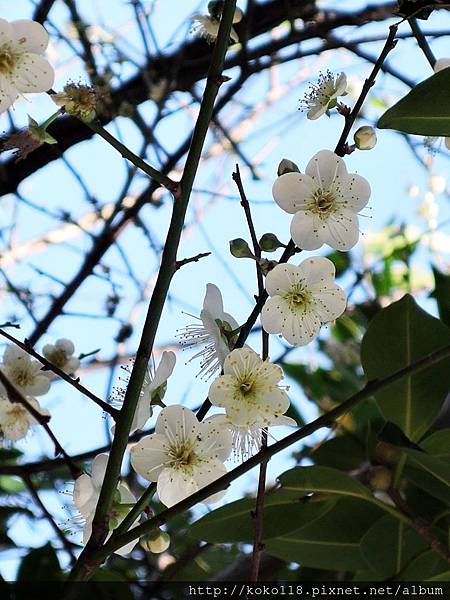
[0,0,449,579]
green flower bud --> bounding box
[277,158,300,176]
[353,126,377,150]
[367,466,392,492]
[229,238,254,259]
[259,233,285,252]
[140,530,170,553]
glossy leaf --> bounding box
[360,515,428,578]
[431,267,450,327]
[377,68,450,135]
[265,497,383,571]
[420,429,450,460]
[189,489,335,543]
[361,294,450,441]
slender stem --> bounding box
[334,24,398,157]
[65,1,237,585]
[85,120,179,193]
[0,327,118,418]
[0,369,81,479]
[408,18,436,68]
[233,164,264,297]
[114,483,156,537]
[99,342,450,557]
[388,489,450,563]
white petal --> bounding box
[55,338,75,354]
[322,209,359,251]
[130,396,151,432]
[0,19,14,44]
[193,459,228,504]
[155,404,199,441]
[208,374,237,409]
[265,263,300,296]
[223,347,261,377]
[26,373,51,396]
[73,474,96,517]
[157,467,198,507]
[305,150,347,190]
[114,538,137,556]
[297,256,336,285]
[11,20,49,53]
[151,350,176,390]
[261,297,288,335]
[0,75,18,112]
[91,453,109,489]
[12,53,54,93]
[269,414,297,427]
[118,483,136,505]
[281,312,321,346]
[307,104,327,120]
[4,345,28,363]
[272,172,316,214]
[290,210,326,250]
[311,285,347,322]
[259,388,290,419]
[130,434,170,481]
[198,417,232,462]
[334,72,347,96]
[337,174,371,212]
[203,283,224,317]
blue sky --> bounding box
[0,0,449,578]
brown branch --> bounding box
[0,327,118,419]
[0,369,81,479]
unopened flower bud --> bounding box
[375,441,401,466]
[140,530,170,554]
[229,238,254,259]
[367,466,392,492]
[277,158,300,176]
[259,233,285,252]
[353,126,377,150]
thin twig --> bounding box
[0,327,118,419]
[0,369,81,479]
[175,252,211,270]
[334,24,399,157]
[408,18,436,68]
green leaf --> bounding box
[361,294,450,441]
[279,465,372,500]
[377,68,450,136]
[265,497,383,571]
[360,515,427,578]
[312,435,367,471]
[401,550,450,581]
[431,267,450,327]
[404,448,450,504]
[16,543,62,582]
[189,489,335,543]
[420,429,450,460]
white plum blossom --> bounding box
[272,149,371,251]
[1,345,50,396]
[261,257,347,346]
[0,396,49,441]
[208,348,291,438]
[300,71,347,120]
[178,284,238,378]
[42,338,80,376]
[130,405,232,508]
[73,453,138,556]
[192,5,242,45]
[115,351,176,435]
[0,18,55,113]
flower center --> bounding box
[11,368,34,388]
[284,286,311,312]
[312,190,336,216]
[239,380,254,395]
[0,45,16,75]
[169,441,197,469]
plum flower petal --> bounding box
[0,18,54,113]
[300,71,347,120]
[261,257,347,346]
[130,405,232,507]
[1,345,51,396]
[273,149,370,251]
[0,396,49,441]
